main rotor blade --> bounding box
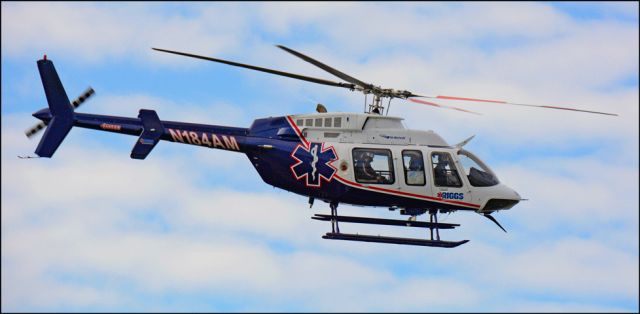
[420,94,618,116]
[276,45,375,90]
[408,98,482,115]
[152,48,356,90]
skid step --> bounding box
[323,232,469,248]
[312,214,459,229]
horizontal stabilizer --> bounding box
[323,232,469,248]
[312,214,459,229]
[131,109,164,160]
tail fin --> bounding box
[34,57,75,157]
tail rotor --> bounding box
[25,87,95,139]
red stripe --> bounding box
[334,175,480,209]
[437,95,507,104]
[408,98,441,107]
[286,116,310,148]
[408,98,481,115]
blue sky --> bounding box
[2,2,638,312]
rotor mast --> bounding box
[368,93,384,115]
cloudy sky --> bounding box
[2,2,638,312]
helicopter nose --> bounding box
[481,184,522,212]
[504,185,521,200]
[33,108,52,122]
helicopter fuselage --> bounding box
[33,107,520,214]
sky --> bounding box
[1,2,638,312]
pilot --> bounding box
[435,153,461,187]
[355,151,381,183]
[406,156,424,185]
[434,157,447,186]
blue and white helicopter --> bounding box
[24,46,617,248]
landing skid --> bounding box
[323,232,469,248]
[314,204,469,248]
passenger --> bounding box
[439,154,461,186]
[406,156,425,185]
[433,153,460,187]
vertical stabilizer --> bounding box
[34,57,75,157]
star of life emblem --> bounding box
[290,142,338,187]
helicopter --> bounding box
[24,46,618,248]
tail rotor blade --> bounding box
[408,98,482,115]
[71,87,95,110]
[25,122,47,138]
[25,87,95,139]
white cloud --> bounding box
[2,2,638,312]
[3,106,638,311]
[1,3,249,65]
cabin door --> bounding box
[428,151,472,207]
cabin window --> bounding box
[334,117,342,128]
[431,152,462,187]
[402,150,425,186]
[352,148,395,184]
[315,118,323,127]
[296,119,304,126]
[324,117,332,127]
[305,119,313,127]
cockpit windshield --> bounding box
[457,149,499,187]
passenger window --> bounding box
[334,117,342,128]
[324,117,332,127]
[352,148,395,184]
[431,152,462,187]
[402,150,425,186]
[305,119,313,127]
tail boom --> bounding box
[71,112,249,155]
